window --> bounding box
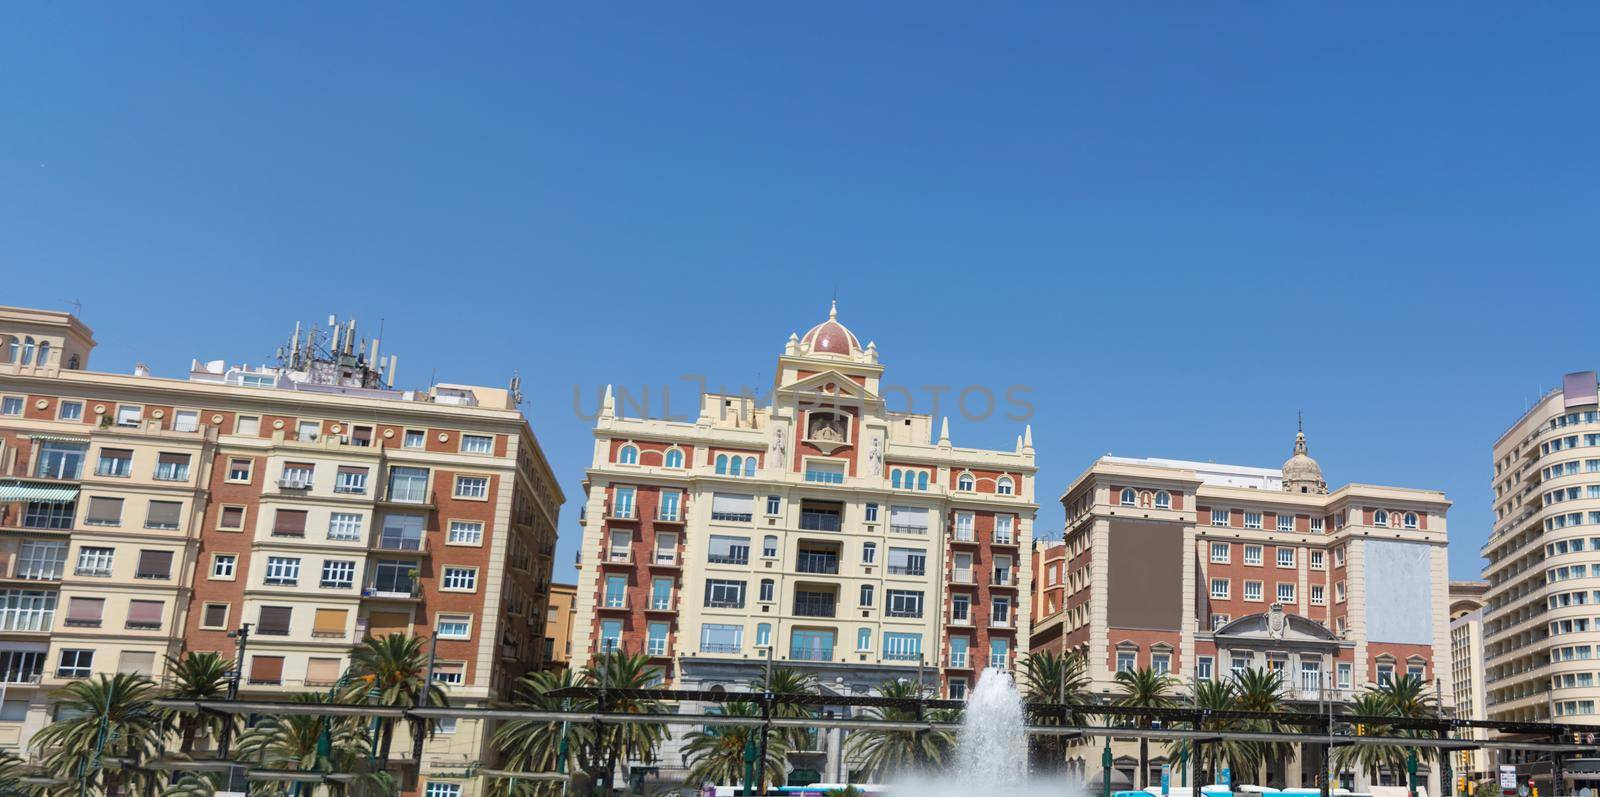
[335,466,368,494]
[58,400,83,421]
[1210,542,1230,563]
[1243,512,1263,529]
[704,579,746,608]
[857,627,872,652]
[1334,547,1346,567]
[462,434,494,454]
[0,397,19,416]
[859,584,874,607]
[1335,581,1346,603]
[1373,509,1389,526]
[75,547,114,577]
[709,492,753,522]
[328,512,364,541]
[954,512,975,541]
[764,495,782,517]
[1311,516,1325,532]
[654,533,677,565]
[441,567,477,591]
[16,541,65,580]
[145,500,182,530]
[707,535,750,565]
[34,441,87,479]
[1155,490,1171,508]
[218,505,246,531]
[1310,584,1325,605]
[227,458,253,482]
[454,475,489,499]
[1210,508,1229,526]
[1403,512,1419,529]
[403,430,426,448]
[804,460,845,484]
[126,600,163,630]
[865,503,879,522]
[272,509,308,538]
[115,405,142,427]
[1376,662,1394,686]
[94,448,133,478]
[1276,583,1295,604]
[279,463,317,491]
[883,632,922,661]
[647,622,669,655]
[700,623,742,653]
[604,575,627,608]
[1119,488,1136,506]
[425,782,463,797]
[949,677,968,700]
[886,590,924,618]
[1210,578,1230,599]
[1197,656,1214,681]
[609,530,632,562]
[1116,651,1136,673]
[996,476,1014,495]
[255,605,291,636]
[658,490,682,521]
[1211,613,1230,631]
[756,578,774,602]
[951,594,970,622]
[56,649,93,678]
[992,597,1011,625]
[994,515,1015,544]
[321,560,356,589]
[85,496,123,526]
[135,549,173,580]
[1277,514,1294,532]
[447,520,483,545]
[651,577,673,610]
[761,535,778,558]
[0,590,56,632]
[1243,581,1263,601]
[888,547,926,576]
[201,603,229,629]
[1152,652,1171,674]
[212,554,237,579]
[293,420,319,442]
[664,449,685,469]
[1309,550,1325,570]
[958,473,975,491]
[1276,547,1295,568]
[387,467,429,503]
[23,500,74,530]
[1242,545,1263,566]
[264,556,301,586]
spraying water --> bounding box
[952,667,1029,784]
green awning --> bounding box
[0,480,79,504]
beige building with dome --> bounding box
[1034,426,1453,793]
[569,302,1037,786]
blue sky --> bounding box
[4,4,1598,581]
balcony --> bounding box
[947,614,972,627]
[608,505,638,521]
[362,583,421,601]
[951,570,974,585]
[277,474,314,491]
[599,597,630,612]
[371,535,428,555]
[947,653,972,670]
[951,531,979,545]
[795,552,839,575]
[888,565,925,577]
[789,645,835,662]
[603,549,633,566]
[990,616,1015,629]
[650,552,680,568]
[700,643,741,654]
[799,512,841,532]
[991,570,1017,587]
[890,524,928,535]
[792,597,837,618]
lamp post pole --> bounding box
[756,644,774,795]
[1102,737,1113,797]
[217,622,252,794]
[411,635,441,768]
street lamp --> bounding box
[217,623,252,794]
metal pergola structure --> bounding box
[150,688,1600,795]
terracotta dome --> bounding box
[800,301,861,356]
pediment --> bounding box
[779,369,876,402]
[1215,611,1339,643]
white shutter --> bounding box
[711,493,754,515]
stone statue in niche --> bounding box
[808,413,846,443]
[867,435,883,476]
[770,420,788,464]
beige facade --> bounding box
[1449,580,1491,788]
[1482,370,1600,790]
[1050,432,1453,792]
[0,306,562,794]
[570,303,1036,784]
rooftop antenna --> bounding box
[1298,410,1303,434]
[509,371,525,406]
[65,299,82,316]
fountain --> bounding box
[893,667,1067,797]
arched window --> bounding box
[35,341,49,368]
[715,454,729,475]
[730,456,744,476]
[916,471,929,491]
[997,476,1014,496]
[664,449,684,469]
[0,336,11,363]
[1373,510,1389,527]
[862,541,877,564]
[20,337,34,366]
[756,623,771,647]
[1403,512,1418,529]
[743,457,757,478]
[67,354,79,370]
[1120,488,1136,506]
[958,473,975,491]
[1155,490,1171,509]
[617,444,639,465]
[891,470,903,489]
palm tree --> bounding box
[1231,667,1291,786]
[1019,650,1090,773]
[1332,692,1407,781]
[579,651,669,793]
[843,679,960,779]
[0,752,37,797]
[1166,679,1263,787]
[749,667,820,753]
[233,693,393,797]
[1114,666,1179,788]
[681,701,790,787]
[31,673,168,797]
[341,634,449,768]
[492,669,593,797]
[163,651,234,754]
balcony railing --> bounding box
[891,524,927,535]
[888,565,925,576]
[278,474,313,490]
[992,570,1014,585]
[795,553,838,574]
[374,535,426,553]
[951,570,974,584]
[949,614,972,626]
[789,645,834,661]
[949,653,969,668]
[793,598,836,618]
[700,642,741,654]
[799,512,841,532]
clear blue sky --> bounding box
[4,4,1598,582]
